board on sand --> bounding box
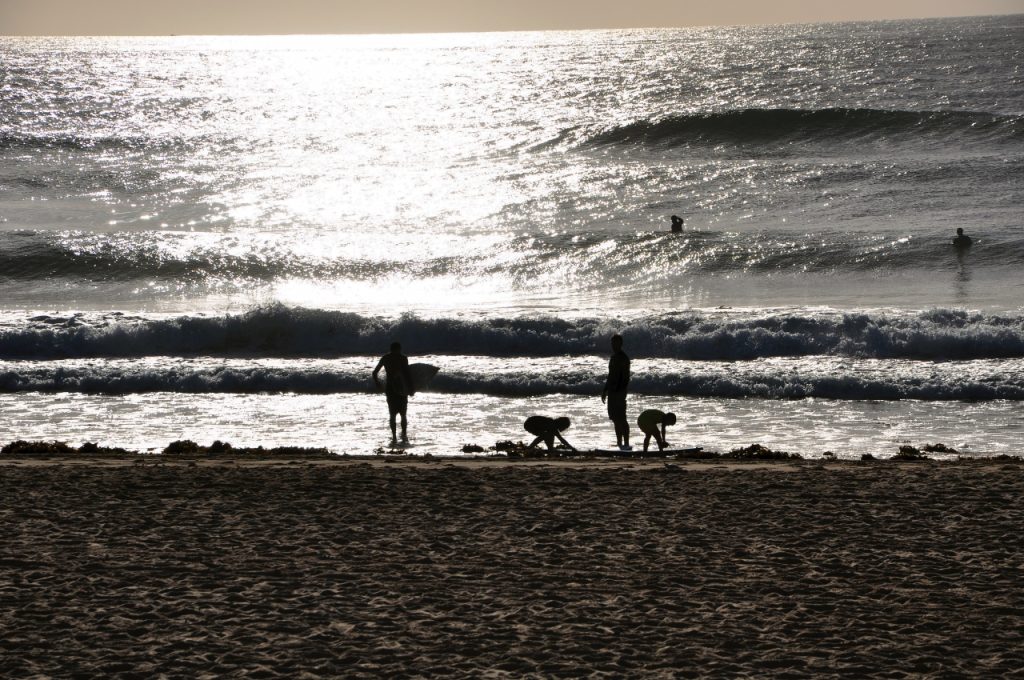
[590,447,704,458]
[387,363,439,397]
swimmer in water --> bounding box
[952,227,972,248]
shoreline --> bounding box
[3,438,1014,463]
[1,452,1022,470]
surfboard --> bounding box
[590,447,704,458]
[387,363,439,397]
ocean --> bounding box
[1,15,1022,457]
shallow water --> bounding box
[2,391,1018,459]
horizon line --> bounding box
[1,11,1019,38]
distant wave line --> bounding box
[574,108,1023,149]
[3,229,1021,284]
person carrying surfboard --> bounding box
[524,416,577,452]
[637,409,677,453]
[372,341,411,444]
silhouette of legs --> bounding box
[386,392,409,443]
[642,430,666,453]
[607,391,630,449]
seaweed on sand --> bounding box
[162,440,332,457]
[923,443,958,454]
[893,445,930,461]
[725,444,802,461]
[2,440,78,454]
[2,440,131,455]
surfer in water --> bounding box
[952,227,972,249]
[372,341,411,444]
[601,334,631,451]
[670,215,684,232]
[637,409,677,453]
[524,416,577,452]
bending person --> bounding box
[637,409,677,453]
[524,416,576,452]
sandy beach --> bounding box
[1,455,1022,677]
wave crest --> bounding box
[1,306,1022,361]
[2,359,1020,401]
[583,108,1022,148]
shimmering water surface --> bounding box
[1,16,1022,456]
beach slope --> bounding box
[1,457,1021,677]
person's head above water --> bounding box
[956,228,965,236]
[611,334,623,351]
[390,341,402,353]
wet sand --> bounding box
[1,456,1022,677]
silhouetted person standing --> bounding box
[952,227,972,249]
[372,341,411,444]
[670,215,684,232]
[601,334,631,450]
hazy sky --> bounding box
[2,0,1021,35]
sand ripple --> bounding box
[1,460,1022,677]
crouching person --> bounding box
[637,409,677,453]
[524,416,577,452]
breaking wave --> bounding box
[2,305,1022,361]
[2,358,1021,401]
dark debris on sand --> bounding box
[724,443,802,460]
[162,440,333,457]
[894,445,931,461]
[494,440,806,461]
[1,439,334,458]
[1,440,133,455]
[923,442,958,454]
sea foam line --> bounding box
[2,361,1022,401]
[2,306,1023,361]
